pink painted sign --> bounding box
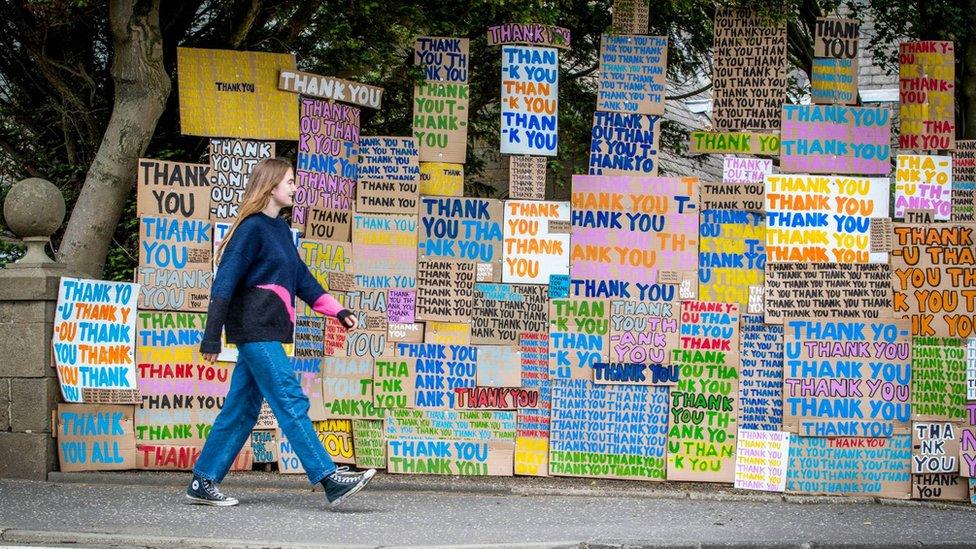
[780,105,891,175]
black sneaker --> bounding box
[186,474,239,506]
[322,466,376,508]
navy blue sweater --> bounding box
[200,213,349,354]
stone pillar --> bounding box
[0,177,67,480]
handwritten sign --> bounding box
[890,224,976,338]
[351,419,386,469]
[471,283,548,345]
[548,299,608,380]
[415,259,475,323]
[298,239,351,315]
[508,155,547,199]
[515,332,551,476]
[413,82,468,163]
[419,197,504,279]
[690,131,780,155]
[250,430,277,463]
[177,48,297,139]
[765,174,890,263]
[912,337,967,422]
[960,404,976,477]
[320,356,384,420]
[812,58,858,105]
[723,157,771,184]
[358,136,419,180]
[208,139,274,221]
[815,18,859,58]
[698,210,765,306]
[294,99,359,231]
[352,213,418,289]
[416,37,469,83]
[549,378,669,480]
[894,155,952,221]
[764,262,891,323]
[396,343,477,409]
[487,23,570,49]
[501,46,558,156]
[597,35,666,115]
[137,216,212,312]
[710,7,787,131]
[278,70,382,109]
[388,408,512,441]
[700,181,764,212]
[502,200,570,284]
[788,435,912,498]
[739,315,784,431]
[783,318,912,437]
[611,0,649,35]
[588,112,660,175]
[605,299,679,373]
[294,316,324,358]
[53,278,139,403]
[419,162,463,196]
[425,321,471,345]
[136,159,211,220]
[953,141,976,222]
[734,429,790,492]
[57,404,137,471]
[899,41,955,151]
[912,422,959,474]
[780,105,890,174]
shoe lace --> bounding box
[330,467,361,484]
[201,479,226,499]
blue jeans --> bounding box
[193,341,337,484]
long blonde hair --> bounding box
[215,157,293,265]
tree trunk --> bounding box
[57,0,170,277]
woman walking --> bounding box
[186,158,374,508]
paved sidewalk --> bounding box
[0,473,975,547]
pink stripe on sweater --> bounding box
[256,284,296,323]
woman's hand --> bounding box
[341,314,359,330]
[202,352,218,364]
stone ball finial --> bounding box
[4,177,65,238]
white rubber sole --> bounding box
[328,469,376,509]
[185,493,239,507]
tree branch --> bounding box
[667,82,712,100]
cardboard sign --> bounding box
[57,404,137,471]
[324,317,348,357]
[912,422,960,474]
[611,0,649,35]
[416,37,469,83]
[739,315,784,431]
[388,322,425,344]
[890,224,976,338]
[690,132,780,155]
[345,288,389,333]
[782,318,912,437]
[358,136,419,182]
[787,435,912,498]
[764,262,892,324]
[290,357,327,420]
[475,345,522,387]
[294,315,325,358]
[372,356,416,409]
[396,343,478,409]
[53,278,139,403]
[500,46,558,156]
[953,141,976,222]
[255,401,276,430]
[588,112,660,175]
[570,175,698,298]
[454,386,539,410]
[960,404,976,477]
[250,430,278,463]
[137,217,212,312]
[723,157,771,184]
[912,337,968,422]
[413,82,469,163]
[352,213,418,289]
[913,473,970,501]
[894,155,952,221]
[710,7,787,131]
[667,301,740,483]
[386,408,515,441]
[471,283,548,345]
[549,378,668,480]
[597,35,667,115]
[780,105,890,174]
[502,200,570,284]
[177,48,297,139]
[208,139,274,221]
[278,419,356,472]
[415,259,476,323]
[135,311,233,447]
[515,331,551,476]
[698,210,765,306]
[487,23,571,49]
[765,174,890,264]
[605,300,679,372]
[811,58,858,105]
[548,299,609,380]
[899,41,955,151]
[419,162,464,196]
[351,419,386,469]
[387,290,416,324]
[356,179,418,214]
[387,438,514,476]
[418,197,504,280]
[734,429,790,492]
[425,321,471,345]
[968,338,976,401]
[278,70,383,109]
[320,356,384,419]
[136,443,251,471]
[509,156,547,200]
[700,181,765,212]
[136,159,211,220]
[293,99,359,231]
[814,18,859,58]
